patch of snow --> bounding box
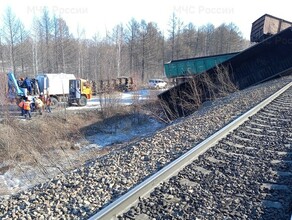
[84,118,164,148]
[81,143,102,151]
[65,89,163,111]
[0,171,22,196]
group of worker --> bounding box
[18,94,52,119]
[17,77,39,96]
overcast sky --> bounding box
[0,0,291,40]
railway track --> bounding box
[91,82,292,220]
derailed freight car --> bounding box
[164,52,239,80]
[159,27,292,119]
[250,14,292,42]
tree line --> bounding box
[0,7,250,84]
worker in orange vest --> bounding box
[18,98,25,116]
[23,98,32,119]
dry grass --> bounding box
[0,112,96,166]
[0,109,124,194]
[158,66,238,120]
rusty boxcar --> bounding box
[250,14,292,42]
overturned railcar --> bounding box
[250,14,292,43]
[164,52,239,79]
[159,27,292,119]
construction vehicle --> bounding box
[115,76,135,92]
[92,76,135,95]
[8,72,92,109]
[7,72,25,98]
[35,73,92,108]
[7,72,36,102]
[7,72,42,113]
[68,79,92,106]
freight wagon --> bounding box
[164,52,239,84]
[159,25,292,119]
[250,14,292,42]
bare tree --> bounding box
[91,33,101,83]
[76,26,86,77]
[168,12,177,60]
[17,23,32,75]
[126,18,140,76]
[144,22,164,80]
[31,18,39,76]
[112,24,124,78]
[140,20,147,82]
[180,23,197,58]
[52,16,60,72]
[53,16,70,73]
[2,7,21,75]
[0,29,7,72]
[36,7,53,73]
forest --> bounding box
[0,7,250,85]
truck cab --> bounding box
[68,79,92,106]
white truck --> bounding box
[36,73,76,108]
[36,73,92,108]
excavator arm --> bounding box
[7,72,25,97]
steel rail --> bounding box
[89,82,291,220]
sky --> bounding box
[0,0,291,40]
